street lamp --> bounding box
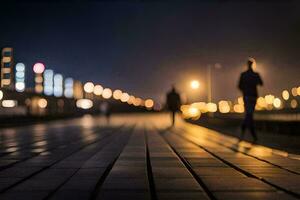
[190,80,200,90]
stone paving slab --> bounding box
[0,114,299,200]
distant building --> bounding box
[1,47,14,89]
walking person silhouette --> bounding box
[166,86,182,127]
[238,59,263,142]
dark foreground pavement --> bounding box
[0,114,299,200]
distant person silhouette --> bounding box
[166,86,182,127]
[238,59,263,142]
[100,102,111,124]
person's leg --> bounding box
[241,97,249,140]
[249,98,257,141]
[172,111,176,126]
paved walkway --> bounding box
[0,114,299,200]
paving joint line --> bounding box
[144,129,158,200]
[42,129,123,200]
[158,130,217,200]
[178,127,300,175]
[0,126,122,172]
[89,126,135,200]
[170,129,300,199]
[0,126,123,194]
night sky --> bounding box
[1,0,300,103]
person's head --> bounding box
[247,60,254,70]
[171,84,176,92]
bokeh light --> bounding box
[93,85,103,96]
[113,89,122,100]
[102,88,112,99]
[190,80,200,89]
[33,63,45,74]
[84,82,94,93]
[273,98,282,109]
[282,90,289,100]
[145,99,154,109]
[38,98,48,109]
[206,103,217,113]
[291,99,298,109]
[120,92,130,102]
[76,99,93,109]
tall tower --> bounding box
[1,47,14,89]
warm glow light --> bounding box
[120,92,130,102]
[145,99,154,109]
[218,100,230,113]
[113,90,122,100]
[282,90,289,100]
[265,95,275,105]
[191,102,206,113]
[102,88,112,99]
[190,80,200,89]
[0,90,3,100]
[207,103,217,112]
[33,63,45,74]
[256,97,266,110]
[291,99,298,109]
[188,107,200,117]
[2,100,17,108]
[297,87,300,96]
[233,104,244,113]
[273,98,282,109]
[2,57,11,63]
[238,97,244,105]
[128,96,135,104]
[76,99,93,109]
[93,85,103,96]
[38,98,47,108]
[83,82,94,93]
[133,98,142,106]
[35,85,43,93]
[291,87,298,96]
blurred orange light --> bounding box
[127,96,135,104]
[38,98,47,108]
[102,88,112,99]
[120,92,130,102]
[291,99,298,109]
[84,82,94,93]
[190,80,200,89]
[113,90,122,100]
[273,98,282,109]
[291,87,298,96]
[133,98,142,106]
[145,99,154,109]
[282,90,289,100]
[93,85,103,96]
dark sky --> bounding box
[1,0,300,103]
